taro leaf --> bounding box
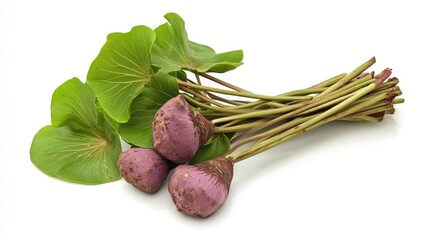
[118,71,179,147]
[96,99,119,131]
[152,12,243,73]
[51,77,100,129]
[30,78,122,184]
[188,133,230,165]
[87,25,155,123]
[172,70,188,82]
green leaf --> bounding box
[172,70,188,82]
[188,134,230,165]
[96,99,119,131]
[51,78,101,129]
[87,25,155,123]
[118,71,179,147]
[152,12,243,73]
[30,78,122,184]
[30,126,121,184]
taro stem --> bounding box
[228,70,400,162]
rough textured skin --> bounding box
[168,157,233,218]
[118,148,170,193]
[152,95,214,164]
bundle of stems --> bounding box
[176,57,403,162]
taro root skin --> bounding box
[118,148,170,194]
[152,95,214,164]
[168,157,233,218]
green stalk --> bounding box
[178,80,313,101]
[200,73,252,93]
[215,119,271,133]
[315,57,376,99]
[231,87,400,162]
[182,94,250,114]
[228,82,383,162]
[254,102,287,109]
[279,87,326,96]
[229,90,394,153]
[214,73,382,125]
[393,98,405,104]
[227,115,312,154]
[311,73,348,88]
[212,103,303,125]
[198,111,232,118]
[286,83,396,119]
[226,73,346,111]
[375,78,399,91]
[348,105,393,119]
[218,118,246,128]
[251,73,392,136]
[385,109,395,114]
[207,92,243,106]
[340,115,381,122]
[195,72,202,85]
[180,86,227,107]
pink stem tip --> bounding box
[375,68,392,86]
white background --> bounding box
[1,0,428,239]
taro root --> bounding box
[152,95,214,164]
[118,148,170,193]
[168,157,233,218]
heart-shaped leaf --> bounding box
[51,78,101,129]
[188,133,230,165]
[152,13,243,73]
[96,99,120,131]
[118,71,179,147]
[87,25,155,123]
[30,78,122,184]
